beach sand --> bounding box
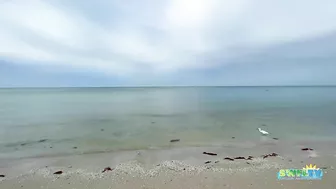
[1,143,336,189]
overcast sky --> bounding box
[1,0,336,87]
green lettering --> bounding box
[301,169,309,177]
[279,169,286,177]
[296,169,302,177]
[287,169,296,177]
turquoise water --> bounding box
[0,87,336,158]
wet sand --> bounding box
[1,142,336,189]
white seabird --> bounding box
[258,128,269,135]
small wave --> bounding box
[24,158,281,181]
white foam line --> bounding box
[22,159,281,181]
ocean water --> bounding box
[0,87,336,159]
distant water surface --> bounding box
[0,87,336,159]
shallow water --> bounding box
[0,87,336,159]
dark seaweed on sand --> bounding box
[224,157,234,161]
[102,167,113,173]
[53,171,63,175]
[203,152,217,156]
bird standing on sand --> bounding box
[258,128,269,135]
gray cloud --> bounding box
[0,0,336,86]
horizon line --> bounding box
[1,85,336,89]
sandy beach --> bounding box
[1,142,336,189]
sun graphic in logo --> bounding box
[303,164,319,170]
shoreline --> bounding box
[1,143,336,180]
[2,137,336,160]
[1,144,336,188]
[1,152,335,189]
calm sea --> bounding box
[0,87,336,159]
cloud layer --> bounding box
[1,0,336,86]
